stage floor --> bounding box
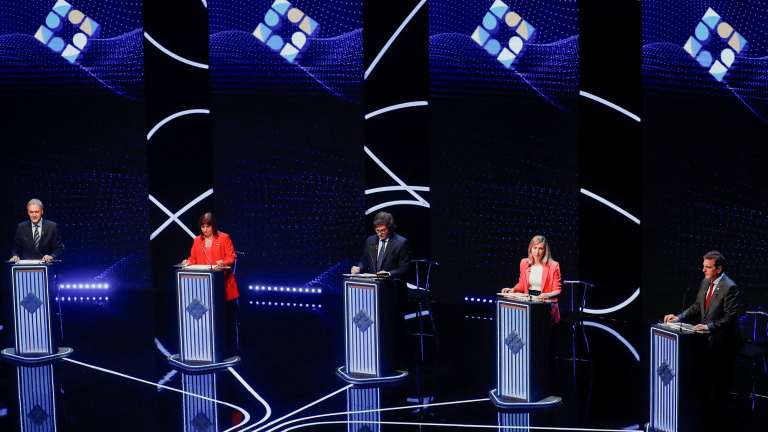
[1,290,765,431]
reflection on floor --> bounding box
[0,290,765,431]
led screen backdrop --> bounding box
[429,0,579,299]
[641,0,768,321]
[209,0,365,291]
[0,0,150,289]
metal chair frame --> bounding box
[410,259,439,362]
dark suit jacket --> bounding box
[678,274,740,350]
[12,219,64,260]
[356,233,411,279]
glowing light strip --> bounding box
[229,368,272,427]
[149,188,214,240]
[62,358,250,432]
[144,32,209,69]
[364,0,426,80]
[582,288,641,315]
[582,321,640,361]
[365,200,429,215]
[244,385,353,432]
[579,91,641,122]
[147,109,210,140]
[280,421,641,432]
[365,146,428,205]
[365,101,428,120]
[154,338,172,357]
[156,369,177,391]
[580,189,640,225]
[201,0,208,8]
[366,186,429,195]
[264,398,489,432]
[404,310,429,320]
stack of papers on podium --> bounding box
[343,273,380,278]
[15,260,45,265]
[184,265,218,270]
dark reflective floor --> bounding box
[1,290,766,431]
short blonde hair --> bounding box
[526,235,553,266]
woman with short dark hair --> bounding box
[181,212,239,301]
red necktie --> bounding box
[705,282,715,311]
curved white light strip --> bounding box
[364,0,427,80]
[156,369,177,391]
[579,91,641,122]
[147,109,210,141]
[264,398,489,432]
[365,101,428,120]
[244,385,353,432]
[149,188,214,240]
[228,368,272,427]
[365,200,429,215]
[144,32,209,70]
[366,186,429,194]
[580,189,640,225]
[280,420,642,432]
[153,337,172,357]
[582,288,641,315]
[201,0,208,8]
[365,146,428,206]
[582,320,640,361]
[62,358,250,432]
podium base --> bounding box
[1,347,73,365]
[488,389,562,410]
[335,366,408,385]
[168,354,241,372]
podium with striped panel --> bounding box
[2,263,72,363]
[169,268,240,371]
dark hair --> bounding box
[703,250,725,270]
[198,212,219,237]
[372,211,396,230]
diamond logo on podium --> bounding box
[186,298,210,321]
[657,361,675,386]
[352,309,374,333]
[20,293,44,314]
[27,405,50,426]
[190,412,213,432]
[504,330,526,354]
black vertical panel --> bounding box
[579,0,641,320]
[363,0,431,281]
[144,0,214,288]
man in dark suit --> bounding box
[351,211,411,278]
[351,212,411,372]
[664,250,739,430]
[10,199,64,262]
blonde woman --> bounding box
[501,235,561,323]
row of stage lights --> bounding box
[465,297,496,303]
[56,296,108,302]
[59,283,109,289]
[465,315,494,320]
[249,301,321,308]
[248,286,322,294]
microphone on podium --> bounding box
[201,239,214,270]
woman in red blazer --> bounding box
[181,213,240,301]
[501,235,561,323]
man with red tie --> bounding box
[664,250,740,429]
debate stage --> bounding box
[1,289,765,432]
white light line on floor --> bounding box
[365,101,428,120]
[263,398,489,432]
[580,189,640,225]
[144,32,209,69]
[147,109,210,140]
[582,288,641,315]
[582,321,640,361]
[579,91,641,122]
[62,358,250,432]
[279,420,642,432]
[229,368,272,427]
[244,385,353,432]
[364,0,426,80]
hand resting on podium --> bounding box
[350,266,390,277]
[664,314,708,331]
